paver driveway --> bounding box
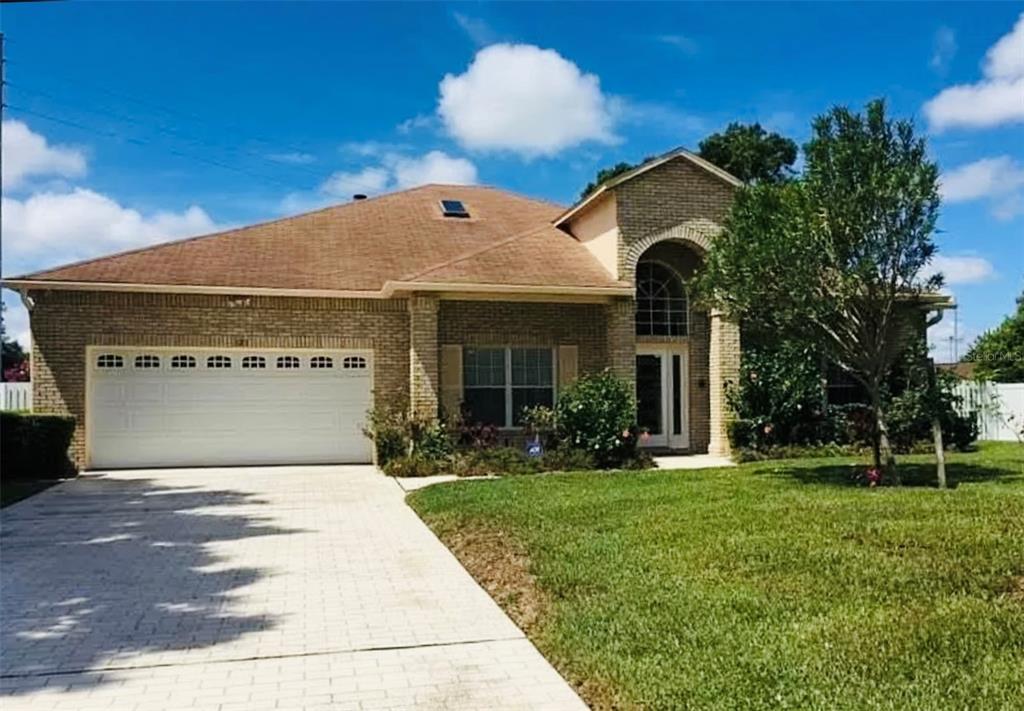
[0,466,586,710]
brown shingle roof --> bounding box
[13,185,627,294]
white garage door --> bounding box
[87,348,374,469]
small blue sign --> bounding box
[525,436,543,458]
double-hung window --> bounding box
[462,347,554,427]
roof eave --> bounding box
[2,278,633,301]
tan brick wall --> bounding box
[610,158,739,453]
[409,294,439,418]
[438,300,608,374]
[29,290,410,468]
[614,158,734,281]
[708,312,741,456]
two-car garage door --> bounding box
[87,348,373,469]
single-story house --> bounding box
[2,148,943,470]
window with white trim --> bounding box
[635,259,687,336]
[342,356,367,370]
[462,347,554,427]
[207,355,232,369]
[96,354,124,369]
[134,354,161,369]
[171,355,197,369]
[242,355,267,369]
[276,355,300,369]
[310,356,334,369]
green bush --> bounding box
[363,404,454,466]
[886,372,978,452]
[553,371,640,468]
[1,412,77,480]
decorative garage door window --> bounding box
[310,356,334,369]
[277,355,300,369]
[96,354,124,369]
[463,347,553,427]
[134,354,161,369]
[207,355,232,369]
[171,355,197,369]
[342,356,367,370]
[242,355,267,369]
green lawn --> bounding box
[409,442,1024,710]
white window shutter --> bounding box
[440,344,463,419]
[558,345,578,390]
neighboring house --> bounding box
[4,149,774,468]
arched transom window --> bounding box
[635,260,687,336]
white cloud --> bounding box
[924,13,1024,130]
[281,150,478,211]
[396,114,435,134]
[266,152,315,165]
[438,44,618,157]
[2,188,220,266]
[930,26,957,73]
[321,167,390,198]
[941,156,1024,220]
[656,34,699,55]
[391,151,478,189]
[1,120,87,189]
[453,12,498,47]
[923,254,996,285]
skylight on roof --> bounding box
[440,199,470,218]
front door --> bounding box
[636,346,688,449]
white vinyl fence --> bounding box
[0,382,32,411]
[954,381,1024,442]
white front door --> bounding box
[87,347,374,469]
[636,345,688,449]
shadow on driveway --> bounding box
[0,475,304,695]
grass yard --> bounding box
[409,442,1024,710]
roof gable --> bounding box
[555,148,742,227]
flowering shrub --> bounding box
[550,371,643,468]
[3,361,29,382]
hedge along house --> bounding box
[5,148,746,470]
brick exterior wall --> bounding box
[609,157,739,454]
[29,290,410,468]
[614,158,734,282]
[408,295,439,418]
[437,300,607,373]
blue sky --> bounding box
[2,2,1022,360]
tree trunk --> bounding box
[868,385,898,484]
[932,418,947,489]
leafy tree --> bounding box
[579,158,654,200]
[964,291,1024,382]
[697,122,798,184]
[698,100,942,480]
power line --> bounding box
[7,80,338,183]
[8,104,303,190]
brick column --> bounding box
[606,297,636,383]
[708,309,740,457]
[408,294,439,419]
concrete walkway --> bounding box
[0,466,586,710]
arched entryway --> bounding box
[633,240,704,451]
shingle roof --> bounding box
[12,184,628,295]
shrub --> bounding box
[536,446,596,472]
[363,404,454,466]
[885,371,978,452]
[554,371,639,468]
[1,412,77,480]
